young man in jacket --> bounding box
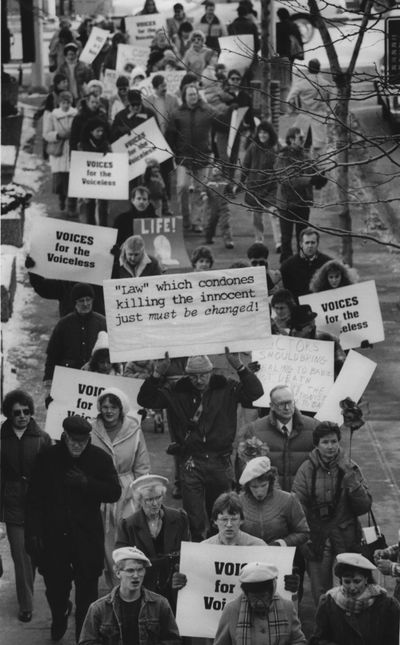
[25,415,121,642]
[79,546,180,645]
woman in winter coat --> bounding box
[0,390,51,622]
[42,90,77,214]
[90,387,150,587]
[241,120,280,243]
[292,421,372,605]
[79,116,111,226]
[309,258,358,293]
[309,553,400,645]
[239,456,309,548]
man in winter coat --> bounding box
[280,227,332,299]
[167,84,215,232]
[137,349,263,541]
[25,415,121,641]
[44,283,107,383]
[110,89,156,143]
[79,546,180,645]
[1,390,51,623]
[195,0,227,53]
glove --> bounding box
[153,352,171,378]
[45,395,53,409]
[248,361,261,373]
[25,255,36,269]
[224,347,244,371]
[375,559,393,575]
[374,549,390,562]
[360,340,373,349]
[171,572,187,590]
[284,573,300,593]
[65,467,88,488]
[110,244,120,257]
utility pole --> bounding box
[31,0,45,88]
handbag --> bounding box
[46,137,65,157]
[360,508,387,563]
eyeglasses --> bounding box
[216,515,241,525]
[12,408,31,417]
[142,495,163,505]
[272,400,294,409]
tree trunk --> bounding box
[335,72,353,266]
[260,0,271,120]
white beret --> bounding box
[130,474,169,493]
[239,562,278,583]
[335,553,376,571]
[239,457,272,487]
[112,547,151,567]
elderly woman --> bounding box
[309,258,358,293]
[116,474,190,611]
[309,553,400,645]
[292,421,372,605]
[90,387,150,586]
[239,456,309,548]
[1,390,51,622]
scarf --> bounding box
[327,584,386,614]
[236,594,289,645]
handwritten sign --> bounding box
[68,151,129,200]
[218,34,255,74]
[133,217,190,270]
[176,542,295,638]
[252,334,334,412]
[103,267,271,361]
[79,26,110,65]
[315,350,377,424]
[111,117,173,181]
[116,44,149,74]
[125,13,166,47]
[27,217,116,286]
[299,281,384,350]
[45,366,144,440]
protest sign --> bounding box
[102,69,118,97]
[68,151,129,200]
[299,281,384,350]
[125,14,166,47]
[227,106,249,158]
[133,217,191,270]
[27,217,117,286]
[79,27,109,65]
[315,350,377,424]
[176,542,295,638]
[218,34,255,74]
[111,117,173,181]
[116,44,149,74]
[252,334,334,412]
[45,366,144,440]
[103,267,271,361]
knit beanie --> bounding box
[185,355,213,374]
[71,283,95,302]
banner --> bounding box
[111,117,173,181]
[125,13,166,47]
[79,26,110,65]
[315,350,377,424]
[45,366,144,439]
[116,44,149,74]
[27,217,117,286]
[102,68,118,97]
[176,542,295,638]
[218,34,255,74]
[299,281,384,350]
[103,267,271,361]
[133,217,191,270]
[68,151,129,200]
[252,334,334,412]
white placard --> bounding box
[27,217,117,286]
[111,117,173,181]
[102,69,118,97]
[176,542,295,638]
[299,281,384,350]
[79,26,110,65]
[252,335,334,411]
[218,34,255,74]
[45,366,144,440]
[103,267,271,362]
[315,349,377,424]
[227,106,248,158]
[125,13,166,47]
[68,151,129,200]
[116,43,149,74]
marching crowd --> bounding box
[1,2,400,645]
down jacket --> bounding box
[137,369,263,457]
[166,99,215,167]
[292,446,372,559]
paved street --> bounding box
[1,98,400,643]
